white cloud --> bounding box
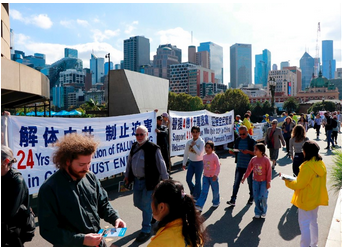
[60,20,73,28]
[92,29,120,42]
[124,21,139,34]
[32,14,53,29]
[15,33,31,45]
[10,9,52,29]
[77,19,89,27]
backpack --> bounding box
[332,118,338,128]
[15,204,36,242]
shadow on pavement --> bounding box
[204,205,253,246]
[277,155,292,167]
[201,206,218,221]
[111,230,140,247]
[234,218,265,247]
[277,205,300,241]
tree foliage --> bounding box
[307,101,336,113]
[210,89,250,115]
[283,97,299,113]
[168,92,204,111]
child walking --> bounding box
[241,143,271,218]
[195,141,220,212]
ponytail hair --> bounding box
[152,179,206,246]
[255,143,267,157]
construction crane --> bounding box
[314,22,321,78]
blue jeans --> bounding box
[253,180,269,216]
[196,176,220,208]
[231,167,253,202]
[186,160,203,200]
[326,129,335,148]
[133,178,153,233]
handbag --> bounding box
[16,204,36,242]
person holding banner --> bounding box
[227,125,256,206]
[182,126,205,202]
[156,116,171,178]
[38,133,126,247]
[125,125,169,243]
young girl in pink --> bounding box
[241,143,271,218]
[195,141,220,212]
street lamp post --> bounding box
[322,96,325,111]
[105,53,110,117]
[269,76,277,116]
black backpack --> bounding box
[15,204,36,242]
[331,118,338,128]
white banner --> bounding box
[7,112,156,194]
[169,110,234,157]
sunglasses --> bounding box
[239,133,247,136]
[135,133,145,137]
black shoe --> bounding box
[226,200,235,206]
[135,232,151,243]
[247,197,254,205]
[324,147,330,150]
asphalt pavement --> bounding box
[26,127,340,247]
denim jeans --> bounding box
[133,178,153,233]
[253,180,268,216]
[230,167,253,202]
[196,176,220,208]
[326,129,335,148]
[186,160,203,200]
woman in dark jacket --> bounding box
[265,120,285,169]
[1,145,30,247]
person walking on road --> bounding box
[281,140,328,247]
[38,133,126,247]
[323,112,335,150]
[241,143,272,219]
[195,141,221,212]
[282,116,295,157]
[182,126,205,201]
[289,124,309,177]
[314,113,322,139]
[155,115,171,178]
[265,119,285,169]
[148,179,206,247]
[227,125,256,206]
[125,125,169,243]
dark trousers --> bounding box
[284,136,290,153]
[293,152,304,177]
[231,167,253,202]
[160,146,170,171]
[315,125,320,137]
[332,131,338,143]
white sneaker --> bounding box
[254,215,261,218]
[212,204,219,208]
[261,213,266,218]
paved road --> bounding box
[26,127,339,247]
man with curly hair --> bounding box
[38,133,126,247]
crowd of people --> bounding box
[1,109,335,247]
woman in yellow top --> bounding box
[281,140,328,247]
[242,113,254,135]
[147,179,206,247]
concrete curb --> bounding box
[325,188,342,247]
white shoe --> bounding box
[254,215,261,218]
[212,204,219,208]
[261,213,266,218]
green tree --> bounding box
[210,89,250,116]
[307,101,335,113]
[251,101,263,122]
[168,92,204,111]
[283,97,299,113]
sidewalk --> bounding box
[325,189,342,247]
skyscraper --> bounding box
[230,43,252,88]
[90,53,104,85]
[104,62,113,75]
[198,42,223,84]
[280,61,290,69]
[322,40,336,79]
[64,48,78,58]
[299,52,315,90]
[188,45,196,64]
[254,49,271,87]
[123,36,150,72]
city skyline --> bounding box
[9,2,342,85]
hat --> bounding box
[302,140,320,154]
[162,112,169,118]
[236,115,241,118]
[271,119,278,124]
[157,115,163,121]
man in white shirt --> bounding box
[182,126,205,201]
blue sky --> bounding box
[9,1,342,84]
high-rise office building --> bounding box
[90,53,104,85]
[188,45,196,64]
[159,44,181,63]
[299,52,315,90]
[104,62,113,75]
[64,48,78,58]
[12,50,46,71]
[123,36,150,72]
[230,43,252,88]
[322,40,336,79]
[196,51,209,69]
[198,42,223,84]
[254,49,271,87]
[280,61,290,69]
[272,64,278,70]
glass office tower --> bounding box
[254,49,271,87]
[198,42,223,84]
[123,36,150,72]
[322,40,336,79]
[299,52,315,90]
[90,54,104,85]
[230,43,252,88]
